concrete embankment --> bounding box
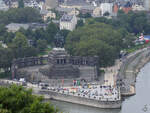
[118,47,150,96]
[37,90,121,109]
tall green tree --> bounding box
[9,32,28,58]
[0,85,58,113]
[18,0,24,8]
[66,23,134,67]
[46,22,59,43]
[0,47,13,73]
[37,39,47,52]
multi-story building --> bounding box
[100,3,113,16]
[60,14,77,31]
[0,0,9,11]
[10,1,18,8]
[45,0,58,9]
[40,10,56,21]
[144,0,150,11]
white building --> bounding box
[10,2,18,8]
[144,0,150,11]
[60,14,77,31]
[45,0,58,9]
[24,0,44,10]
[132,4,145,11]
[6,23,29,33]
[0,41,7,48]
[100,3,113,16]
[40,10,56,21]
[0,0,9,11]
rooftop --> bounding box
[56,7,74,13]
[64,0,91,6]
[60,14,74,22]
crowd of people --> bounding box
[48,84,121,101]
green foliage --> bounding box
[7,32,38,58]
[18,0,24,8]
[0,85,58,113]
[50,9,61,20]
[78,12,91,18]
[0,7,42,25]
[0,47,13,72]
[87,10,150,35]
[76,19,84,28]
[46,22,59,43]
[9,32,28,58]
[37,39,47,52]
[103,12,110,16]
[0,72,11,79]
[66,23,134,67]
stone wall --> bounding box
[11,54,99,80]
[11,56,48,79]
[117,47,150,96]
[38,90,122,109]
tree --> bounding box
[65,23,134,67]
[9,32,28,58]
[18,0,24,8]
[24,47,38,57]
[103,11,110,16]
[0,8,42,25]
[37,39,47,52]
[76,19,84,28]
[78,12,91,18]
[0,47,13,73]
[60,29,70,43]
[0,85,58,113]
[46,22,59,43]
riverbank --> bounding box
[1,47,150,109]
[34,47,150,109]
[118,47,150,96]
[37,90,122,109]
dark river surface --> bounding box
[51,62,150,113]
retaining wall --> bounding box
[38,90,122,109]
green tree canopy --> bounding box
[37,39,47,52]
[0,7,42,25]
[9,32,28,58]
[0,47,13,72]
[65,23,134,66]
[0,85,58,113]
[18,0,24,8]
[87,10,150,35]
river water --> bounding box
[51,62,150,113]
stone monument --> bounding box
[40,33,80,79]
[12,33,99,81]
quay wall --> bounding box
[38,90,121,109]
[118,47,150,96]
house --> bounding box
[45,0,58,9]
[60,14,77,31]
[80,5,95,15]
[0,0,9,11]
[144,0,150,11]
[132,4,145,11]
[6,23,48,32]
[56,7,79,16]
[0,41,7,48]
[92,6,101,17]
[10,1,18,8]
[24,0,43,10]
[60,0,91,10]
[6,23,29,33]
[100,3,113,16]
[29,23,48,30]
[122,2,132,14]
[40,10,56,21]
